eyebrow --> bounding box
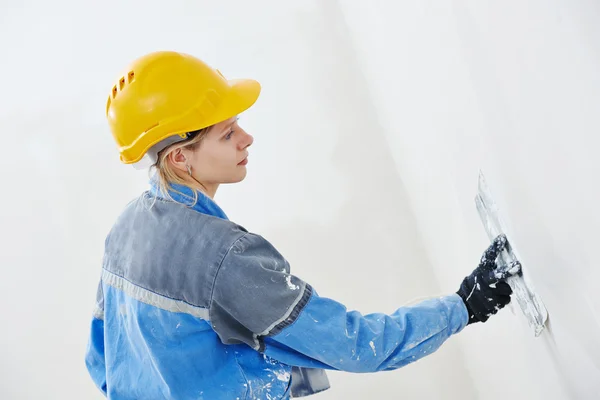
[219,116,239,135]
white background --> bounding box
[1,1,598,399]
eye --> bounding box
[225,129,235,140]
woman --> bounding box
[85,51,519,399]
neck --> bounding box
[189,180,219,199]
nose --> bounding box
[238,129,254,150]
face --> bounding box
[168,116,254,194]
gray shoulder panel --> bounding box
[102,192,247,310]
[209,232,312,350]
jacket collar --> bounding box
[149,178,229,221]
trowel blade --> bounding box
[475,171,548,336]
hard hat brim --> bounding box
[227,78,262,115]
[208,78,261,129]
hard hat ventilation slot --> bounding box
[106,96,111,113]
[128,71,135,83]
[112,85,118,98]
[119,77,126,91]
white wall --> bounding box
[1,0,597,399]
[338,1,600,399]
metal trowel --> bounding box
[475,171,548,336]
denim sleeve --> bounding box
[210,232,469,372]
[263,291,469,373]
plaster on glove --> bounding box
[457,234,522,324]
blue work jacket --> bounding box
[85,182,468,399]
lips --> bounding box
[238,157,248,166]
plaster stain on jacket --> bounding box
[369,341,376,356]
[404,340,419,351]
[274,370,291,382]
[285,276,299,290]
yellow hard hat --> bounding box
[105,51,261,165]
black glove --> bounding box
[457,234,522,325]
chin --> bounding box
[224,171,248,184]
[237,167,249,181]
[236,172,248,182]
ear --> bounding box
[166,148,189,173]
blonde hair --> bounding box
[151,126,212,205]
